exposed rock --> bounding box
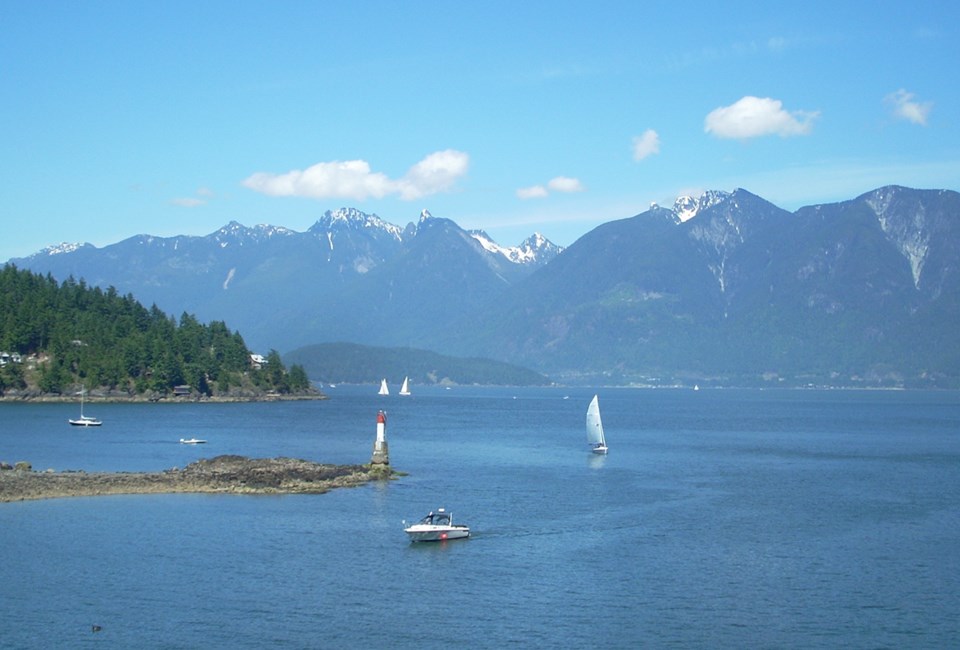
[0,455,394,502]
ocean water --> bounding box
[1,387,958,649]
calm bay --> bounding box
[1,386,958,648]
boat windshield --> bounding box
[420,512,451,526]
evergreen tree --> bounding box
[0,265,317,398]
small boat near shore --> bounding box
[403,508,470,542]
[179,438,207,445]
[69,386,102,427]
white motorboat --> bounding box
[403,508,470,542]
[586,394,608,454]
[179,438,207,445]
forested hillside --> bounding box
[0,265,312,398]
[283,342,550,386]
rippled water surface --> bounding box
[2,387,958,648]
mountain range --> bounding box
[9,185,959,388]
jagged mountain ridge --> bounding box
[12,208,562,352]
[9,185,959,386]
[435,186,959,385]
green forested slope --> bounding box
[0,265,311,397]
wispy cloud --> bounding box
[665,36,794,71]
[171,197,205,207]
[704,96,819,139]
[632,129,660,161]
[516,176,585,200]
[517,185,549,199]
[171,187,214,208]
[243,150,469,201]
[548,176,584,193]
[885,89,932,126]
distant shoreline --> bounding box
[0,455,393,503]
[0,392,328,403]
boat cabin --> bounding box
[418,511,452,526]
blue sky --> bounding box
[2,1,958,262]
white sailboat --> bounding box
[586,394,607,454]
[378,378,389,395]
[399,376,411,396]
[69,385,102,427]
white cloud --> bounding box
[547,176,585,193]
[396,149,470,200]
[516,176,584,200]
[885,89,932,126]
[704,96,819,139]
[171,187,214,207]
[517,185,549,199]
[632,129,661,161]
[243,150,469,201]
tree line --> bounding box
[0,265,310,396]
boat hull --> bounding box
[69,419,102,427]
[404,526,470,542]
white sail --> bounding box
[378,379,389,395]
[586,394,607,453]
[399,377,411,395]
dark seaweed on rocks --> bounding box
[0,455,390,502]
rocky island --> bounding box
[0,455,395,503]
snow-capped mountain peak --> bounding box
[672,190,731,222]
[209,221,297,248]
[310,208,404,240]
[37,242,88,257]
[469,230,563,265]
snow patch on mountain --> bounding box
[210,221,297,248]
[37,242,87,256]
[672,190,731,222]
[469,230,563,265]
[864,186,929,289]
[681,190,740,296]
[312,208,404,241]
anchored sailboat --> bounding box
[586,394,607,454]
[69,385,102,427]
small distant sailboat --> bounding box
[586,394,607,454]
[69,385,102,427]
[399,376,411,396]
[378,378,390,395]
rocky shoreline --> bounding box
[0,390,328,403]
[0,455,394,503]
